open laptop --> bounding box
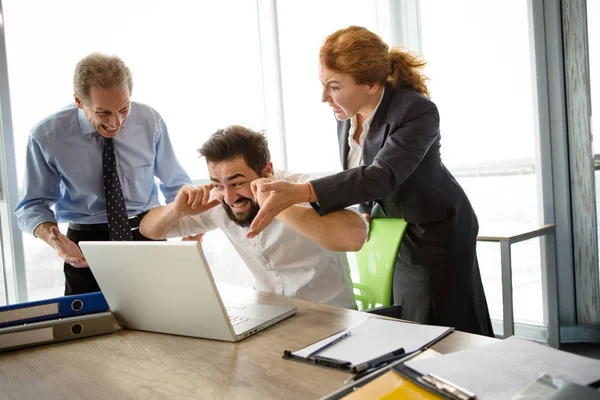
[79,241,296,342]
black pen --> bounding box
[352,347,405,373]
[344,348,423,385]
[344,355,405,384]
[307,331,352,360]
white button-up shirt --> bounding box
[347,88,386,169]
[166,170,363,309]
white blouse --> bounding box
[347,88,386,169]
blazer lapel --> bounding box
[363,87,394,166]
[363,124,390,166]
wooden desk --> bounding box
[0,285,497,400]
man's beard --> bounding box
[222,196,261,228]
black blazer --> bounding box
[311,86,479,265]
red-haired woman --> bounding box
[250,26,493,337]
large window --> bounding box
[277,1,378,173]
[2,0,384,301]
[420,1,543,325]
[0,0,558,336]
[3,0,264,299]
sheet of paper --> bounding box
[292,317,452,366]
[406,336,600,400]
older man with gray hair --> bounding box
[15,52,191,295]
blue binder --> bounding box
[0,291,109,328]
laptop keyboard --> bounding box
[229,315,249,326]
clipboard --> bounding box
[321,349,444,400]
[282,317,453,373]
[392,364,476,400]
[282,342,408,373]
[404,336,600,399]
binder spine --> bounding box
[0,302,59,327]
[0,292,109,328]
[0,312,115,352]
[57,292,109,318]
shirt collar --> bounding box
[77,107,96,135]
[349,86,386,135]
[364,86,386,127]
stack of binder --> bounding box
[0,291,115,352]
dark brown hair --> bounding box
[320,26,429,97]
[198,125,270,175]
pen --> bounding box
[343,348,422,385]
[307,331,352,360]
[352,347,406,373]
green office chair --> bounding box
[353,218,408,319]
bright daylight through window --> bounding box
[1,0,548,332]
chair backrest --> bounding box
[353,218,408,310]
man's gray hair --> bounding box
[73,53,133,105]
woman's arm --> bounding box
[248,177,367,248]
[311,98,440,215]
[248,96,438,235]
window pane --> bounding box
[4,0,264,300]
[588,1,600,261]
[5,0,264,184]
[23,224,69,300]
[277,0,378,173]
[420,1,543,325]
[460,175,543,324]
[420,1,536,166]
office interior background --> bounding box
[0,0,598,347]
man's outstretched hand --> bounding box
[49,225,89,268]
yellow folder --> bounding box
[344,370,443,400]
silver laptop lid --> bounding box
[79,241,236,341]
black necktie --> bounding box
[103,138,133,241]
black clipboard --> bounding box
[282,346,413,373]
[282,319,454,373]
[282,328,357,372]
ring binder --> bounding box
[0,311,115,352]
[0,292,109,328]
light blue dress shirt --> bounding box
[14,102,191,234]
